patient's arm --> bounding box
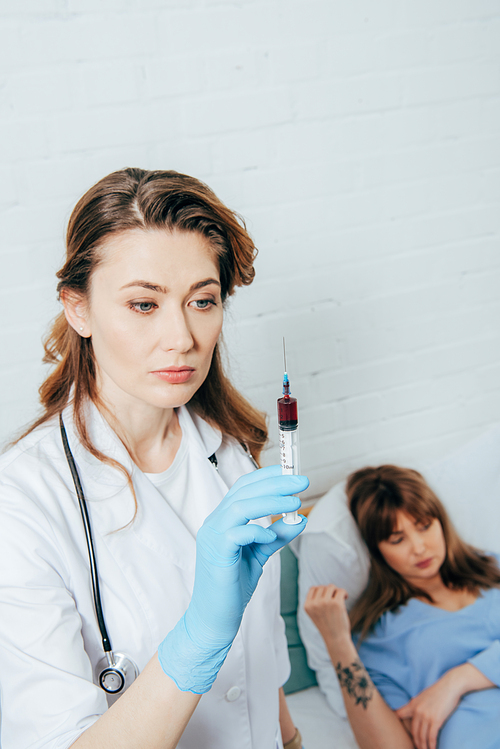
[396,662,495,749]
[304,585,413,749]
[296,530,369,717]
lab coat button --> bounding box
[225,686,241,702]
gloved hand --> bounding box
[158,465,308,693]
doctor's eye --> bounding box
[190,298,216,310]
[128,301,157,314]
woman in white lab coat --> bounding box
[0,169,308,749]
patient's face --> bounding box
[378,511,446,587]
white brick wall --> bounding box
[1,0,499,502]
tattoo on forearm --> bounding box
[335,659,374,709]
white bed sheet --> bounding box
[287,686,360,749]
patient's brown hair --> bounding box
[348,465,500,641]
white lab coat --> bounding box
[0,402,289,749]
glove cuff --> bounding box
[157,613,231,694]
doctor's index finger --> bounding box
[224,464,282,496]
[207,492,303,533]
[224,469,309,502]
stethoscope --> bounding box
[59,412,256,696]
[59,414,139,695]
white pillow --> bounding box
[425,424,500,554]
[294,422,500,717]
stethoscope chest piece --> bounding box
[96,652,139,694]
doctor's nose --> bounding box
[161,311,194,353]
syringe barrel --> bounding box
[278,415,301,525]
[277,389,301,524]
[279,426,300,475]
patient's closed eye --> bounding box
[388,533,403,545]
[415,519,432,532]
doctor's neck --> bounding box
[96,381,183,474]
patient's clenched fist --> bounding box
[304,584,351,644]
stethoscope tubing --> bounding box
[59,414,113,655]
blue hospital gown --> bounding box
[357,576,500,749]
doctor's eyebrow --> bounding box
[120,279,221,294]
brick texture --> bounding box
[1,0,499,501]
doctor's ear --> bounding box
[60,288,90,338]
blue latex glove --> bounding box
[158,465,309,693]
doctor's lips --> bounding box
[151,367,196,383]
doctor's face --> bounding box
[81,228,223,412]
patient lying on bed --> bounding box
[303,463,500,749]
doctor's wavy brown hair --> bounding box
[19,168,267,487]
[347,464,500,641]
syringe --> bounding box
[277,340,302,525]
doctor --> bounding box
[0,168,308,749]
